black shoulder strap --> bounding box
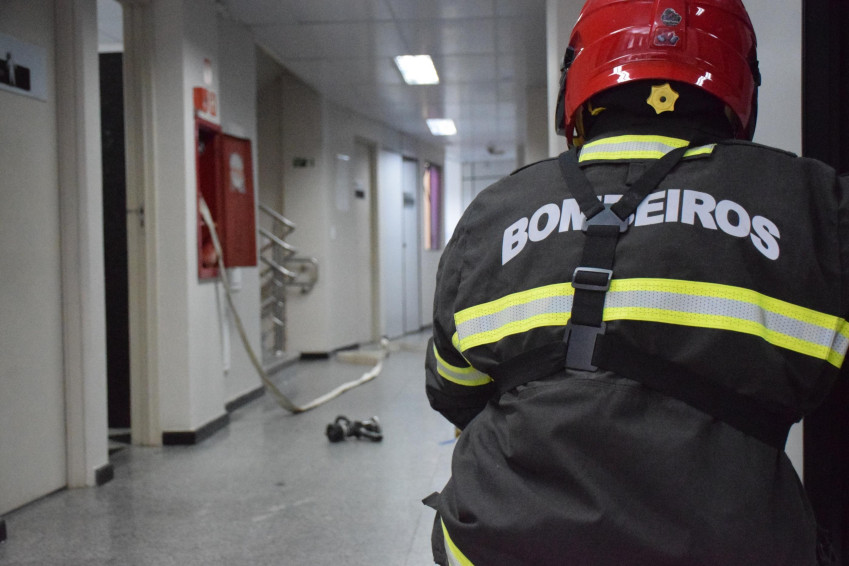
[558,145,690,220]
[557,145,689,370]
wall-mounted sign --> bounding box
[193,86,218,123]
[293,157,315,168]
[0,32,47,101]
[203,58,213,86]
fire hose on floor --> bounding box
[199,197,384,414]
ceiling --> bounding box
[98,0,549,164]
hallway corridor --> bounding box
[0,333,450,566]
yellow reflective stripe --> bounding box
[453,278,849,367]
[442,520,475,566]
[433,344,492,386]
[684,145,715,158]
[586,134,690,147]
[578,134,715,162]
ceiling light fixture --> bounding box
[394,55,440,85]
[427,119,457,136]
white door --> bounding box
[401,158,421,333]
[378,150,404,338]
[353,140,376,342]
[0,2,67,514]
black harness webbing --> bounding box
[558,145,689,371]
[490,145,796,450]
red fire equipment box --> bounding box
[195,118,257,280]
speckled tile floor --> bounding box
[0,333,452,566]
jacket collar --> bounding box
[578,134,716,164]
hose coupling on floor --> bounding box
[326,415,383,442]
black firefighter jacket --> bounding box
[425,133,849,566]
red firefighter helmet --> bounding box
[557,0,760,144]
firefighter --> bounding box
[424,0,848,564]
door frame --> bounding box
[122,0,161,446]
[801,0,849,558]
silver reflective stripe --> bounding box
[604,287,849,365]
[454,278,849,367]
[455,285,573,350]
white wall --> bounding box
[181,0,228,431]
[265,48,451,354]
[277,71,448,352]
[145,0,263,434]
[325,98,445,343]
[324,106,387,347]
[277,74,333,353]
[217,13,263,403]
[0,0,67,515]
[149,1,193,433]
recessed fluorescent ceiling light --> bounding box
[394,55,440,85]
[427,119,457,136]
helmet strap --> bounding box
[554,46,575,138]
[572,106,587,148]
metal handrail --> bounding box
[259,203,294,357]
[281,256,319,294]
[260,255,298,280]
[258,227,297,256]
[262,296,285,310]
[259,203,296,233]
[258,203,319,357]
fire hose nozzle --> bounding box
[326,415,383,442]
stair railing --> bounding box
[258,203,319,356]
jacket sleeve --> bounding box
[425,210,496,429]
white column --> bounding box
[121,0,162,446]
[545,0,581,157]
[55,0,110,487]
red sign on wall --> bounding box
[193,87,218,123]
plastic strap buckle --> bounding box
[581,203,629,233]
[563,321,606,371]
[572,267,612,292]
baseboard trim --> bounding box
[95,463,115,486]
[225,386,265,413]
[162,413,230,446]
[300,352,331,360]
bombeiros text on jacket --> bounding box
[502,189,781,265]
